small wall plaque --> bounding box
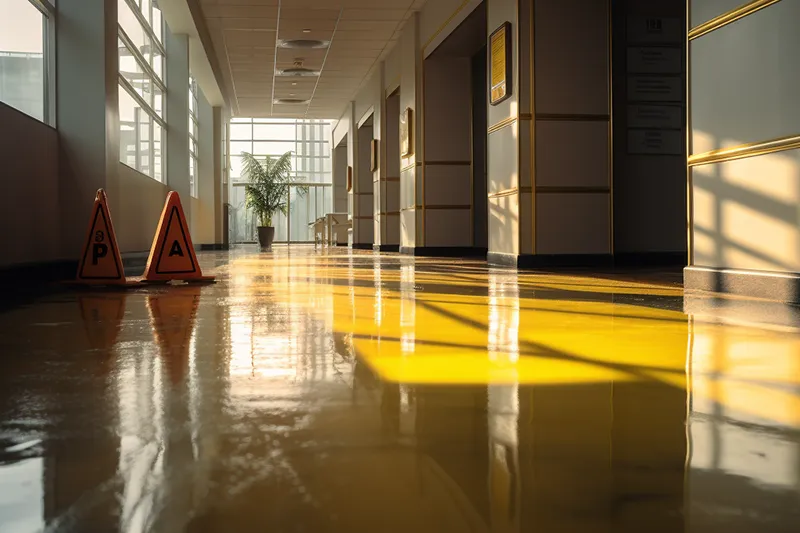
[346,166,353,192]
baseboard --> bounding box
[197,243,230,251]
[373,244,400,252]
[351,243,374,250]
[685,266,800,304]
[400,246,487,258]
[488,253,615,269]
[684,291,800,329]
[614,252,686,268]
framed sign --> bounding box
[489,22,512,105]
[400,107,414,157]
[346,166,353,192]
[370,139,379,171]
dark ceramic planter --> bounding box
[257,226,275,250]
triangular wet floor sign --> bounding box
[143,191,214,282]
[76,189,126,284]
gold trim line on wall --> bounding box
[424,160,472,166]
[688,134,800,167]
[488,188,519,199]
[488,116,517,134]
[401,206,421,212]
[536,186,611,194]
[688,0,781,40]
[352,215,374,220]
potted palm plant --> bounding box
[242,151,295,250]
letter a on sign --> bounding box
[142,191,215,282]
[75,189,128,285]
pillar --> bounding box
[486,0,612,268]
[399,13,422,253]
[56,0,120,258]
[165,29,191,215]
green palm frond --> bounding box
[242,151,299,227]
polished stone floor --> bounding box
[1,246,799,533]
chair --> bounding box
[325,213,350,246]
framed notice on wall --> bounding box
[370,139,379,171]
[400,107,413,157]
[346,166,353,192]
[489,22,512,105]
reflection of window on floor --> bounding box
[0,455,44,532]
[228,301,344,384]
[227,118,333,244]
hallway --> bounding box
[1,247,799,532]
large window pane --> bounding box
[153,122,163,181]
[230,141,252,156]
[119,85,138,168]
[0,0,45,121]
[253,123,296,140]
[253,141,296,155]
[230,123,253,140]
[118,0,146,51]
[118,0,164,181]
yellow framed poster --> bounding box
[489,22,512,105]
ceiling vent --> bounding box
[278,39,330,50]
[276,59,320,77]
[274,98,310,105]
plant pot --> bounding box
[257,226,275,250]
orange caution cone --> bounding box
[72,189,136,286]
[147,287,200,384]
[141,191,215,283]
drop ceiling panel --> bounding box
[199,0,424,118]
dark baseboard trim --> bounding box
[373,244,400,252]
[489,253,615,269]
[400,247,487,258]
[614,252,686,268]
[197,243,230,251]
[685,266,800,304]
[351,243,374,250]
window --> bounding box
[0,0,54,123]
[118,0,165,181]
[228,118,334,244]
[189,76,199,197]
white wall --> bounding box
[689,0,800,273]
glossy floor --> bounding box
[1,247,799,532]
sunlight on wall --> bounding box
[693,132,800,271]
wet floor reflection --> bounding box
[0,248,799,532]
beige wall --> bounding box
[422,57,472,248]
[0,103,61,268]
[533,0,611,256]
[117,164,169,253]
[689,0,800,274]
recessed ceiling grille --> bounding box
[274,98,310,105]
[278,39,330,50]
